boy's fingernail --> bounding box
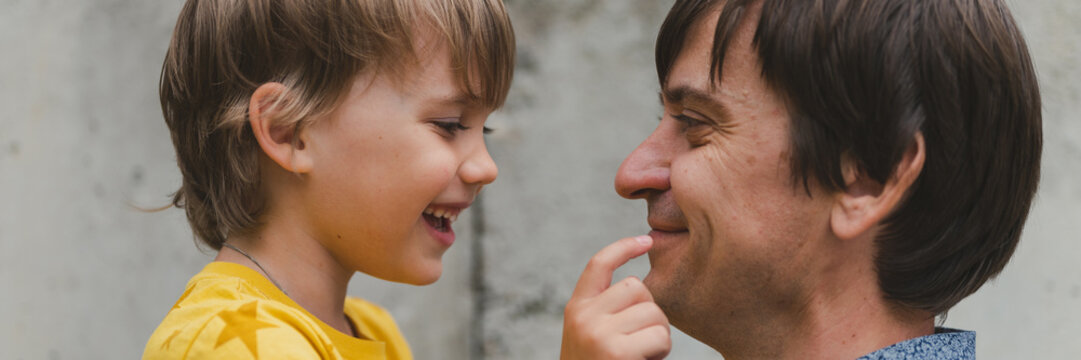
[635,235,652,246]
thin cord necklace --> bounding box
[222,243,359,338]
[222,242,288,296]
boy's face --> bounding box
[299,40,498,285]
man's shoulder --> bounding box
[858,328,975,360]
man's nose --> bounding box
[614,122,674,199]
[460,140,498,186]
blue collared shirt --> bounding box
[858,328,975,360]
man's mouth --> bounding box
[648,227,689,243]
[422,205,462,233]
[648,225,688,233]
[646,193,687,233]
[647,218,689,235]
[645,195,689,250]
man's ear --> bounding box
[830,133,926,240]
[248,82,313,174]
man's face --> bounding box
[614,7,834,336]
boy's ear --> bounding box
[830,133,926,240]
[248,82,313,174]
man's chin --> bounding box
[644,231,686,278]
[642,267,673,301]
[642,269,683,325]
[639,271,657,296]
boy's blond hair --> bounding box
[161,0,515,249]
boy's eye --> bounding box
[432,118,469,135]
[432,118,494,137]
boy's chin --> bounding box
[397,265,443,286]
[365,258,444,285]
[405,274,441,286]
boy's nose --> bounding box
[615,122,674,200]
[461,141,498,186]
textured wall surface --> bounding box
[1,0,1077,359]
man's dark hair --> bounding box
[656,0,1041,314]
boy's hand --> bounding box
[560,235,671,360]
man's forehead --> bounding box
[664,2,771,105]
[663,5,723,90]
[660,0,765,87]
[660,11,732,108]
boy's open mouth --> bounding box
[423,206,461,233]
[423,213,449,232]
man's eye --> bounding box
[674,114,705,128]
[673,114,711,146]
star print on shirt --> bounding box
[160,329,182,350]
[214,301,278,358]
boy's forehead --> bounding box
[409,45,490,108]
[352,53,485,110]
[368,7,512,111]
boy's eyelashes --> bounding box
[430,118,494,136]
[433,121,468,133]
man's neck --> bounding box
[781,287,935,359]
[698,245,935,359]
[215,210,356,336]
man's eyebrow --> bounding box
[660,86,732,121]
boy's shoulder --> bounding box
[143,262,411,360]
[343,296,409,353]
[143,262,327,359]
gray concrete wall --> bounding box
[1,0,1077,359]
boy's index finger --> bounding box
[572,235,654,298]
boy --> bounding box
[144,0,514,358]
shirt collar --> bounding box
[858,327,975,360]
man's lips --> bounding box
[645,193,689,253]
[647,228,688,261]
[646,215,688,234]
[647,223,688,233]
[648,228,688,240]
[645,192,687,231]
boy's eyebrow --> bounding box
[660,85,732,121]
[430,92,481,108]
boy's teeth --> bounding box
[425,206,463,222]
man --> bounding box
[561,0,1041,359]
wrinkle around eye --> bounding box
[668,115,710,147]
[686,125,714,147]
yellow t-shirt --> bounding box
[144,262,413,360]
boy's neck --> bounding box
[215,221,357,337]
